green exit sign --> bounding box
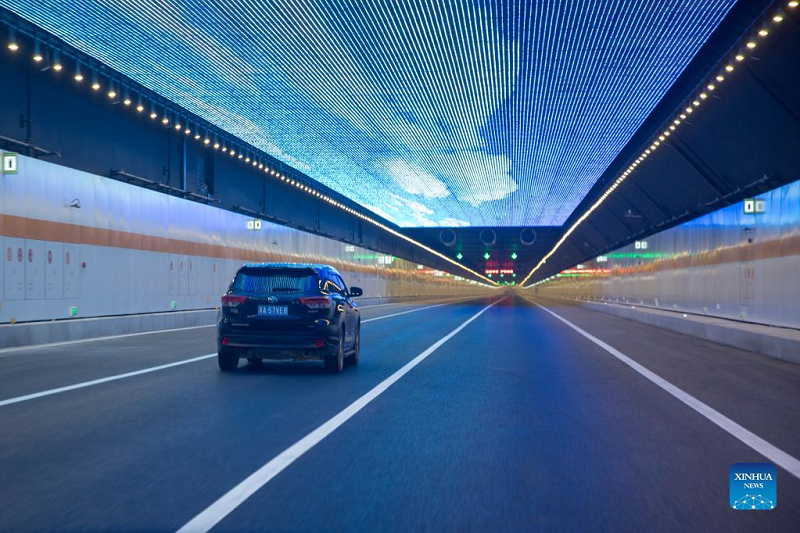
[2,152,18,174]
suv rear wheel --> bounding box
[218,348,239,372]
[345,323,360,366]
[325,330,345,373]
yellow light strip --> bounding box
[521,2,790,288]
[6,21,499,287]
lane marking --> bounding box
[0,324,216,355]
[362,302,451,323]
[0,298,484,407]
[0,354,217,408]
[0,297,479,355]
[532,301,800,480]
[177,297,505,533]
[359,295,480,309]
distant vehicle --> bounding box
[217,263,363,373]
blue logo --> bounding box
[730,463,776,510]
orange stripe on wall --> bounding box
[0,214,444,283]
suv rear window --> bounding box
[231,268,319,296]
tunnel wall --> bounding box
[530,179,800,329]
[0,154,493,324]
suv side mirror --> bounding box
[349,286,363,298]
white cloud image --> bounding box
[437,152,518,207]
[439,218,470,227]
[384,159,450,199]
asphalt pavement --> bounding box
[1,295,798,532]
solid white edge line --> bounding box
[531,300,800,480]
[0,324,217,355]
[0,297,484,407]
[176,296,505,533]
[0,297,479,355]
[0,353,218,408]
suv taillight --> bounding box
[299,296,332,309]
[222,294,247,307]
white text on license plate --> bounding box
[259,305,288,316]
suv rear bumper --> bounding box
[217,327,338,360]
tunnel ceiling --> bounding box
[4,0,740,228]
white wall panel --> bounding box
[45,242,64,300]
[1,155,491,323]
[533,179,800,328]
[64,244,81,300]
[24,240,45,301]
[3,237,25,301]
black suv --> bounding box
[217,263,363,373]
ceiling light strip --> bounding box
[521,0,792,287]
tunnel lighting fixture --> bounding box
[32,42,43,63]
[0,19,496,285]
[245,156,250,163]
[52,51,62,71]
[7,28,18,52]
[521,5,786,288]
[789,1,798,8]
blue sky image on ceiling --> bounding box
[4,0,737,227]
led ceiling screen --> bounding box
[4,0,737,227]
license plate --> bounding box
[258,305,288,316]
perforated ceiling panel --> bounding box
[4,0,737,227]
